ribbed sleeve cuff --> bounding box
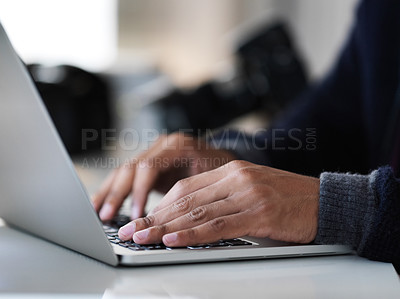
[315,171,378,251]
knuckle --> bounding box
[155,224,167,235]
[227,160,248,170]
[141,215,155,227]
[172,194,193,213]
[187,206,207,222]
[137,157,154,169]
[255,200,274,217]
[165,132,184,147]
[107,190,124,204]
[247,184,266,196]
[174,178,190,191]
[166,132,179,140]
[259,203,270,214]
[154,134,167,145]
[209,218,226,233]
[170,131,184,140]
[234,167,255,183]
[185,228,198,240]
[107,190,121,199]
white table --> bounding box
[0,159,398,298]
[0,222,399,298]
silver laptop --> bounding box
[0,22,351,266]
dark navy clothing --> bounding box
[263,0,400,176]
[216,0,400,264]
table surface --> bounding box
[0,223,399,299]
[0,159,399,298]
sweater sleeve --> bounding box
[315,166,400,264]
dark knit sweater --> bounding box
[215,0,400,265]
[316,167,400,263]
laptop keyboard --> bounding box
[103,215,253,251]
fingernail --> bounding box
[119,222,136,240]
[99,204,113,220]
[163,233,178,245]
[134,229,150,241]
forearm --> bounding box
[315,166,400,264]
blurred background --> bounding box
[0,0,358,161]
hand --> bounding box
[92,133,236,220]
[118,160,320,246]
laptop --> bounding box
[0,22,351,266]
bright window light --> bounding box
[0,0,117,72]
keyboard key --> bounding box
[188,246,205,250]
[226,239,252,246]
[127,246,144,251]
[154,244,166,249]
[104,215,131,228]
[104,220,253,251]
[106,232,119,237]
[206,241,228,248]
